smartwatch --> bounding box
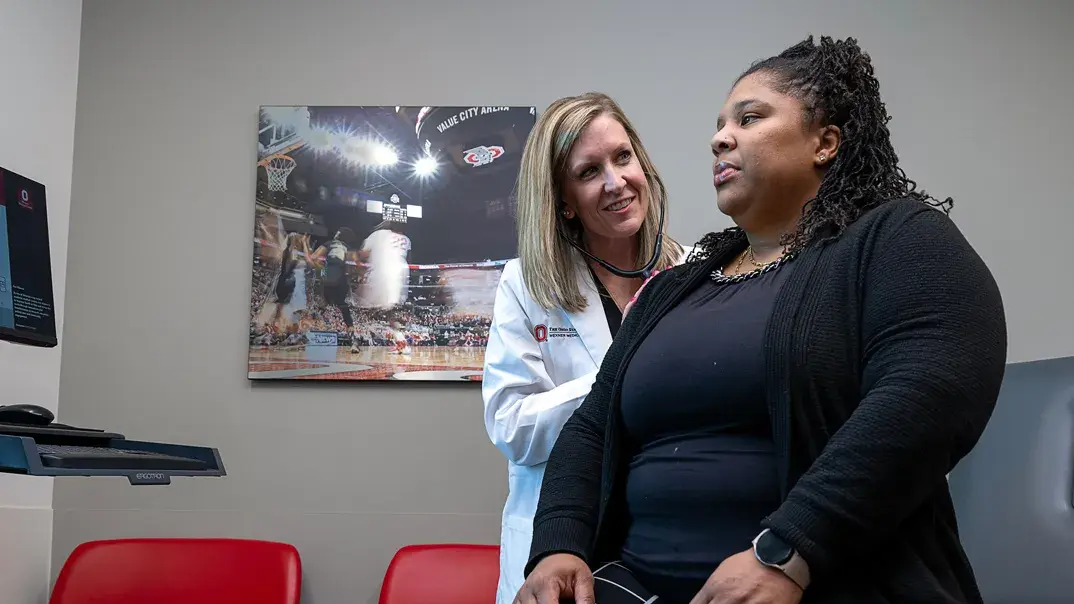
[752,528,811,590]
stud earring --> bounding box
[818,153,827,163]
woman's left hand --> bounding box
[688,549,803,604]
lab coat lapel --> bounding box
[565,262,612,367]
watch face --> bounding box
[756,531,795,565]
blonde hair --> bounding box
[515,92,682,312]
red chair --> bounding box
[49,537,301,604]
[379,543,499,604]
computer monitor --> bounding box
[0,166,57,347]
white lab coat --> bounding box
[482,248,691,604]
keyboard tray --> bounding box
[37,444,211,471]
[0,434,225,485]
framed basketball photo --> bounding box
[248,105,536,381]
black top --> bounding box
[618,267,791,601]
[589,266,623,339]
[526,199,1008,603]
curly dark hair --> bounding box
[692,35,952,260]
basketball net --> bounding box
[261,154,296,191]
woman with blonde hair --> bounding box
[482,92,690,604]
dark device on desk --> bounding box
[0,403,55,425]
[0,404,224,484]
[0,165,59,348]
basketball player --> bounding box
[358,221,412,310]
[258,213,309,329]
[309,227,364,354]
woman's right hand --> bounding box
[514,553,595,604]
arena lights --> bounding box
[300,122,400,170]
[373,145,399,166]
[277,114,436,179]
[305,127,336,151]
[413,155,438,177]
[334,137,397,168]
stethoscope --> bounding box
[556,200,666,279]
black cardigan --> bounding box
[525,199,1007,603]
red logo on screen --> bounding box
[463,145,504,167]
[534,324,547,342]
[17,189,32,211]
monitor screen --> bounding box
[0,166,57,347]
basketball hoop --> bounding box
[259,154,296,191]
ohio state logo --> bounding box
[533,324,547,342]
[463,145,504,167]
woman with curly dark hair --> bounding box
[514,36,1007,604]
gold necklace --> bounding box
[733,245,784,274]
[747,246,768,268]
[712,249,797,283]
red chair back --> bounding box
[379,544,498,604]
[49,538,301,604]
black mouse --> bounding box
[0,404,55,426]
